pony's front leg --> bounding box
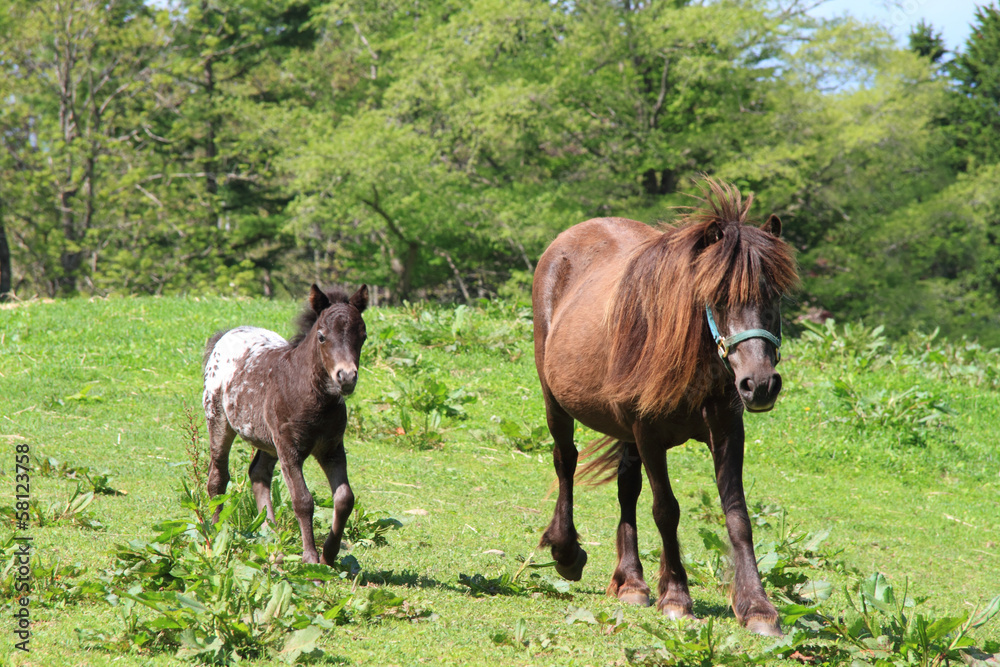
[314,437,354,567]
[276,443,320,564]
[539,399,587,580]
[607,440,651,606]
[708,410,781,636]
[635,421,695,619]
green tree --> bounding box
[909,19,946,63]
[1,0,164,296]
[946,3,1000,169]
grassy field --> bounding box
[1,295,999,666]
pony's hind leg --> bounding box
[314,436,354,567]
[248,449,279,524]
[539,397,587,581]
[206,413,237,522]
[608,440,651,606]
[634,422,695,620]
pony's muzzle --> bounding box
[335,367,358,394]
[738,373,782,412]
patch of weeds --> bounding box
[0,483,103,529]
[0,535,103,611]
[799,319,891,371]
[458,567,572,600]
[832,379,954,446]
[630,617,772,666]
[684,510,851,604]
[565,606,629,635]
[776,573,1000,667]
[390,373,477,418]
[337,504,402,549]
[899,329,1000,389]
[78,478,420,664]
[394,403,445,450]
[384,369,477,449]
[495,417,549,453]
[58,381,105,404]
[32,456,126,495]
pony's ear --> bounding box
[309,284,331,314]
[700,221,723,249]
[761,214,782,237]
[349,284,369,313]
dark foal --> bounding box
[532,179,798,636]
[202,284,368,565]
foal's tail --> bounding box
[202,330,229,373]
[575,436,626,486]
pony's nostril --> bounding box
[769,374,782,396]
[739,377,755,397]
[337,369,357,386]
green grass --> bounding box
[1,297,998,665]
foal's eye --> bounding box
[317,332,326,343]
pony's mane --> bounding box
[289,287,353,348]
[602,178,799,417]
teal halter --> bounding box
[705,304,781,371]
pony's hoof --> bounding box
[618,590,651,607]
[745,617,783,637]
[554,548,588,581]
[660,604,697,621]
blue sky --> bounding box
[810,0,989,53]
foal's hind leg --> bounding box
[313,434,354,567]
[248,449,279,524]
[539,396,587,581]
[206,412,237,522]
[608,440,651,606]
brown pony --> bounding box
[532,179,798,636]
[202,284,368,566]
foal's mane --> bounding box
[289,287,353,348]
[603,179,798,417]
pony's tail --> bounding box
[202,330,229,373]
[575,436,626,486]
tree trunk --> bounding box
[399,241,419,302]
[0,220,11,302]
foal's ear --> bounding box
[309,284,332,313]
[349,284,369,313]
[761,214,782,237]
[700,220,723,249]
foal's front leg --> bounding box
[708,410,781,636]
[276,439,320,564]
[314,435,354,566]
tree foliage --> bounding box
[3,0,1000,342]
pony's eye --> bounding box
[318,332,326,343]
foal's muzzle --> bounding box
[335,368,358,395]
[738,372,782,412]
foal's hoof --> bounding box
[745,617,783,637]
[554,548,588,581]
[618,590,651,607]
[660,604,698,621]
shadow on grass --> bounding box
[691,599,735,621]
[363,568,467,594]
